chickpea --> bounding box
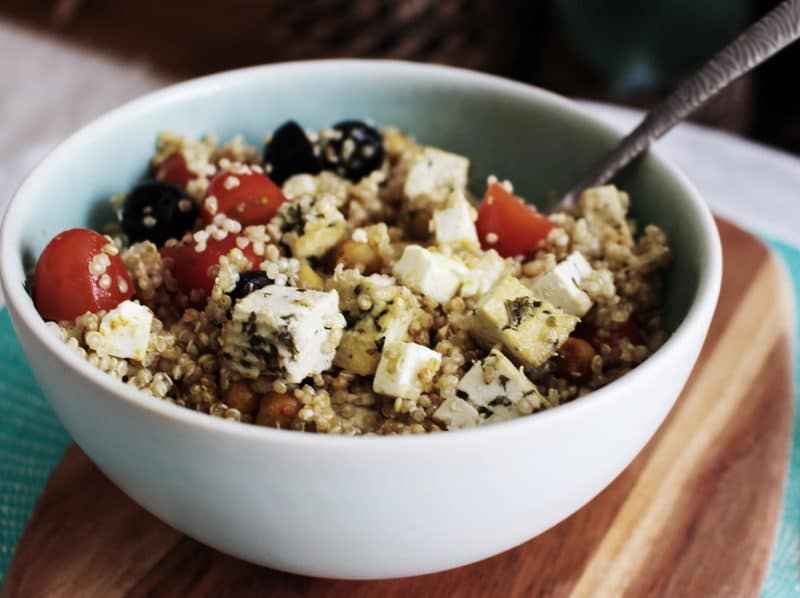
[403,210,432,241]
[557,338,596,380]
[255,392,301,429]
[333,240,382,274]
[296,260,324,291]
[223,380,259,414]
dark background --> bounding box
[4,0,798,153]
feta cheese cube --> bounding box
[222,285,346,383]
[457,349,547,409]
[433,396,479,430]
[459,249,508,298]
[373,342,442,401]
[334,294,419,376]
[431,190,478,248]
[403,147,469,207]
[526,251,594,316]
[481,403,521,425]
[330,272,423,375]
[579,185,633,247]
[470,276,579,369]
[277,193,347,258]
[393,245,468,304]
[97,300,153,362]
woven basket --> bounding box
[34,0,527,77]
[263,0,525,73]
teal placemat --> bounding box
[0,240,798,593]
[0,308,70,575]
[762,239,800,598]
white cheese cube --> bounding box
[459,249,508,298]
[222,285,346,383]
[456,349,547,409]
[393,245,468,304]
[403,147,469,207]
[579,185,633,247]
[277,193,347,258]
[480,404,520,425]
[97,300,153,362]
[563,251,592,278]
[470,276,579,369]
[331,270,422,374]
[433,396,479,430]
[334,294,419,376]
[432,190,478,248]
[526,251,594,317]
[373,342,442,401]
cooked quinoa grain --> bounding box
[35,122,671,434]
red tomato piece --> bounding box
[606,319,646,347]
[202,171,286,227]
[575,319,646,350]
[154,153,196,190]
[34,228,133,321]
[160,234,260,304]
[476,182,554,258]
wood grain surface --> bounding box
[2,218,794,598]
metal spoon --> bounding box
[559,0,800,209]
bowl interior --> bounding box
[5,61,706,332]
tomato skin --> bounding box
[607,319,646,347]
[154,153,196,190]
[476,182,554,258]
[160,235,260,303]
[202,171,286,227]
[34,228,133,321]
[575,319,646,350]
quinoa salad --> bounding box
[31,120,671,434]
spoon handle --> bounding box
[561,0,800,207]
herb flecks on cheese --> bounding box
[470,276,578,369]
[273,193,347,258]
[222,285,345,383]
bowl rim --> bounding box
[0,59,722,448]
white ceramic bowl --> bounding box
[0,61,721,579]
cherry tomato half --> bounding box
[606,319,646,347]
[575,319,646,350]
[154,153,197,190]
[201,171,286,227]
[34,228,133,321]
[160,234,260,304]
[476,182,554,258]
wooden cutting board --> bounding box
[2,218,794,598]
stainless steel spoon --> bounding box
[559,0,800,209]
